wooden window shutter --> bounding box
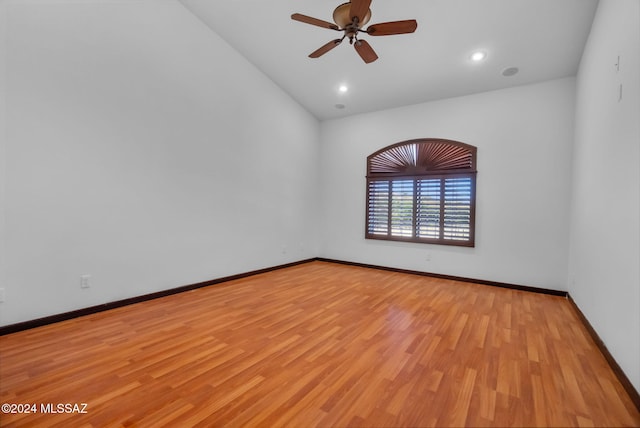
[366,139,477,246]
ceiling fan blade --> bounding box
[291,13,339,30]
[367,20,418,36]
[349,0,372,24]
[309,39,343,58]
[354,39,378,64]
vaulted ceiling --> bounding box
[179,0,598,120]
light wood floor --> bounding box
[1,261,638,427]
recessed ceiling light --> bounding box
[470,51,486,61]
[338,85,348,93]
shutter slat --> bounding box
[443,177,472,240]
[367,180,390,235]
[416,178,441,239]
[417,142,474,171]
[390,180,414,237]
[369,144,417,173]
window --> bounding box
[366,139,477,247]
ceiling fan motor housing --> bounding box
[333,2,372,28]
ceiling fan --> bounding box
[291,0,418,64]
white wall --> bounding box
[0,0,319,326]
[319,78,576,290]
[568,0,640,392]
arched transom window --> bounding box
[366,139,477,247]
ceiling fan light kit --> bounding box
[291,0,417,64]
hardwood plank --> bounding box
[1,261,638,427]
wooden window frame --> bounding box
[366,139,477,247]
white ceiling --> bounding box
[178,0,598,120]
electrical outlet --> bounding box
[80,275,91,289]
[0,288,5,303]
